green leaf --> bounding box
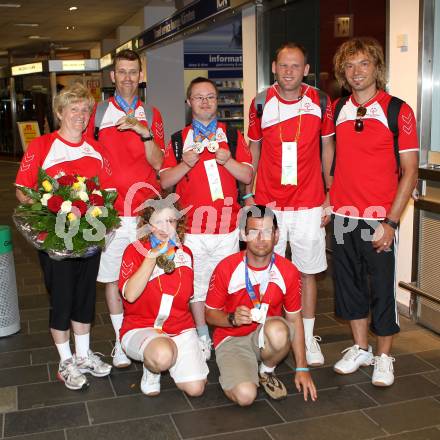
[30,203,43,211]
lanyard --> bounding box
[192,119,217,143]
[244,254,275,309]
[277,97,303,144]
[115,93,138,117]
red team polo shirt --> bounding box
[118,241,195,338]
[86,97,165,217]
[330,90,419,219]
[15,132,113,189]
[160,123,253,234]
[247,83,335,210]
[205,251,302,349]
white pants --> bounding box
[184,229,240,302]
[274,207,327,274]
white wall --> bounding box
[388,0,420,313]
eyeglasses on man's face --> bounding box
[190,95,218,103]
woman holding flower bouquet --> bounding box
[15,83,117,390]
[118,197,208,397]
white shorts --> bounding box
[97,216,138,283]
[274,207,327,274]
[185,229,239,302]
[121,328,209,383]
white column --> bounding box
[388,0,420,314]
[242,4,257,141]
[143,6,185,141]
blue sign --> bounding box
[137,0,231,49]
[185,53,242,69]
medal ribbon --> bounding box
[115,93,138,117]
[244,254,275,309]
[150,235,177,261]
[192,119,218,143]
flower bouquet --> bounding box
[13,168,120,260]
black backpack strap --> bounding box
[94,100,109,140]
[387,96,404,174]
[225,125,238,159]
[141,102,153,129]
[330,96,350,176]
[171,130,184,163]
[255,88,268,118]
[318,89,328,120]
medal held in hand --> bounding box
[192,142,204,154]
[207,140,219,153]
[150,236,177,273]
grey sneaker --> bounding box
[57,358,89,391]
[76,350,112,377]
[334,344,374,374]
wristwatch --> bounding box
[141,133,154,142]
[383,217,399,230]
[227,312,237,327]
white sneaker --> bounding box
[198,335,212,361]
[140,365,161,396]
[372,353,395,387]
[306,335,324,366]
[76,350,112,377]
[57,358,89,391]
[111,341,131,368]
[334,344,373,374]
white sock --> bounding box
[55,341,72,363]
[303,317,315,341]
[259,362,275,374]
[74,333,90,359]
[110,313,124,341]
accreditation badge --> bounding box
[204,158,224,201]
[281,141,298,185]
[257,304,270,348]
[153,293,174,331]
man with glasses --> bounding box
[160,77,252,360]
[206,205,317,405]
[244,42,335,367]
[87,49,165,369]
[330,37,418,386]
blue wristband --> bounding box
[241,193,254,201]
[295,367,310,372]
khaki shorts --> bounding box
[215,317,295,391]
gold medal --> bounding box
[126,117,137,126]
[193,142,204,154]
[207,141,219,153]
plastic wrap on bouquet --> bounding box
[13,212,101,261]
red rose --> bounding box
[86,179,99,191]
[57,175,76,186]
[89,194,104,206]
[37,231,48,242]
[47,195,64,213]
[71,200,88,216]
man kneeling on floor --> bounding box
[206,205,317,406]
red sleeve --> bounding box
[397,103,419,152]
[247,98,263,142]
[151,107,165,149]
[15,136,45,189]
[118,243,145,293]
[321,94,335,137]
[160,139,178,171]
[234,130,253,166]
[283,264,302,313]
[85,104,98,139]
[205,260,229,310]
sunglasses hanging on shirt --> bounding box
[354,106,367,132]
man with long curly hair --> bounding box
[330,37,418,386]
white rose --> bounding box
[78,191,89,202]
[60,200,72,213]
[92,190,102,196]
[41,193,52,206]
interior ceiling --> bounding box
[0,0,175,60]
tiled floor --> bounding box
[1,161,440,440]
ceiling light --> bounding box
[28,35,50,40]
[69,6,77,11]
[65,25,76,30]
[0,3,21,7]
[57,47,71,51]
[14,23,39,27]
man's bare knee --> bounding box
[264,319,290,351]
[228,382,257,407]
